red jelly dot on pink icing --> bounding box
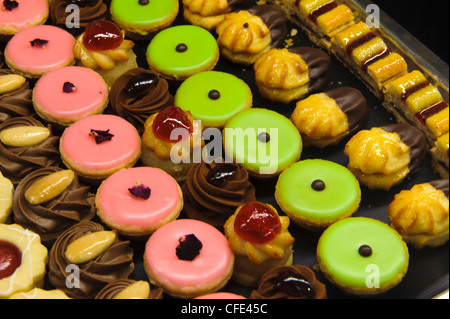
[152,106,193,142]
[83,20,123,51]
[0,240,22,280]
[234,202,282,244]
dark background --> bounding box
[371,0,449,63]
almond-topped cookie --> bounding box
[344,123,427,191]
[216,5,288,65]
[12,167,95,246]
[0,116,60,186]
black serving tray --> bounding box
[124,2,449,300]
[17,0,445,300]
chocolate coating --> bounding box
[289,47,331,94]
[0,69,34,122]
[12,167,96,246]
[109,68,174,134]
[248,5,288,49]
[324,87,369,135]
[249,265,327,299]
[382,123,427,173]
[95,279,163,299]
[50,0,108,35]
[48,221,134,299]
[182,160,256,229]
[430,179,449,198]
[0,117,60,185]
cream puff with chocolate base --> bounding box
[388,179,449,249]
[344,123,427,191]
[183,0,254,31]
[291,87,369,148]
[254,47,331,104]
[216,5,288,65]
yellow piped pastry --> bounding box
[388,179,449,249]
[184,0,231,30]
[344,124,427,191]
[253,47,331,103]
[291,87,368,148]
[183,0,253,31]
[224,202,295,287]
[0,223,48,299]
[216,5,288,65]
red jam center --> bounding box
[83,20,123,51]
[152,106,193,142]
[234,202,282,244]
[0,240,22,280]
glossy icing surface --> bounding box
[317,217,409,291]
[110,0,178,29]
[0,0,48,32]
[144,219,233,288]
[60,114,141,173]
[146,25,219,79]
[96,167,182,230]
[33,66,108,122]
[223,108,302,175]
[175,71,252,127]
[276,159,360,222]
[5,25,75,74]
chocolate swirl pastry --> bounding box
[182,161,256,229]
[48,221,135,299]
[249,265,327,299]
[12,167,96,246]
[109,68,174,134]
[0,69,34,122]
[0,116,60,185]
[50,0,108,35]
[95,279,164,299]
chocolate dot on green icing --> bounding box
[138,0,149,4]
[311,179,326,191]
[258,132,270,143]
[208,90,221,100]
[358,245,373,257]
[176,43,188,53]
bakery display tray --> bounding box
[116,1,449,300]
[31,1,447,300]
